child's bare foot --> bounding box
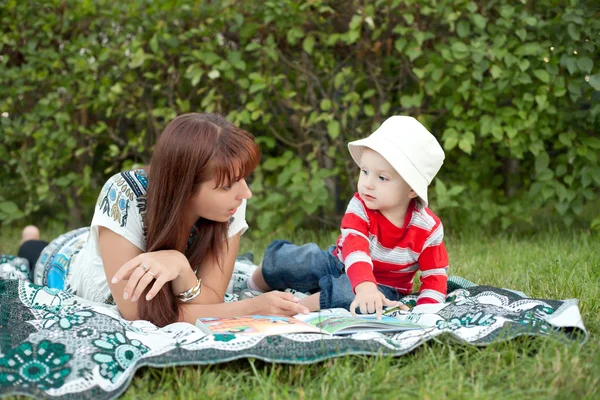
[21,225,40,244]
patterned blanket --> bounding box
[0,255,587,400]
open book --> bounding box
[195,315,323,336]
[196,309,425,336]
[295,308,425,335]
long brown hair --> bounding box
[138,113,261,326]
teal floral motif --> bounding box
[213,333,236,342]
[42,310,95,330]
[436,311,497,331]
[0,255,29,273]
[0,340,71,390]
[22,283,73,313]
[74,326,98,340]
[0,255,30,280]
[400,299,417,308]
[518,309,552,333]
[460,311,497,327]
[531,305,554,318]
[266,335,283,346]
[92,332,149,383]
[436,318,463,331]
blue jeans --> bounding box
[261,240,403,311]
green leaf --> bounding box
[490,65,502,79]
[515,29,527,41]
[327,120,340,139]
[535,94,547,109]
[399,95,410,108]
[394,38,407,52]
[286,27,304,45]
[435,179,448,195]
[525,16,538,26]
[535,152,550,173]
[537,170,554,181]
[533,70,550,83]
[447,185,466,196]
[588,74,600,90]
[563,57,577,75]
[380,102,391,115]
[405,44,422,61]
[129,48,147,69]
[0,201,20,215]
[149,35,159,54]
[472,14,487,30]
[558,132,572,147]
[442,128,459,151]
[577,57,593,74]
[191,70,203,86]
[302,36,315,54]
[349,15,363,30]
[567,23,580,41]
[412,68,425,79]
[518,59,530,72]
[583,136,600,150]
[262,157,281,171]
[515,43,539,56]
[458,137,473,154]
[110,83,123,94]
[444,136,458,151]
[320,99,332,111]
[456,20,470,38]
[362,89,376,99]
[451,42,468,54]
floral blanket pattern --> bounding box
[0,256,587,400]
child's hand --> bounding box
[350,282,398,320]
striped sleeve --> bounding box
[337,194,377,291]
[417,222,449,305]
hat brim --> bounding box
[348,138,429,205]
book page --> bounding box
[196,315,325,336]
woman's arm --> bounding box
[177,291,308,324]
[98,226,144,321]
[100,227,309,323]
[172,231,242,304]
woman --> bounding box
[16,113,309,326]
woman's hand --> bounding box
[111,250,190,302]
[350,281,401,319]
[249,291,310,316]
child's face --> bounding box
[357,148,417,214]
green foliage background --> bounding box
[1,0,599,233]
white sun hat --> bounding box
[347,116,445,206]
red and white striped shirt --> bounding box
[334,193,449,305]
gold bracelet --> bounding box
[177,278,202,302]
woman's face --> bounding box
[188,177,252,223]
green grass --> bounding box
[1,226,599,399]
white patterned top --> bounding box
[33,169,249,304]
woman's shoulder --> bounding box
[102,169,148,195]
[96,169,148,229]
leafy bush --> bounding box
[1,0,598,232]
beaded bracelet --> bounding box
[177,278,202,302]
